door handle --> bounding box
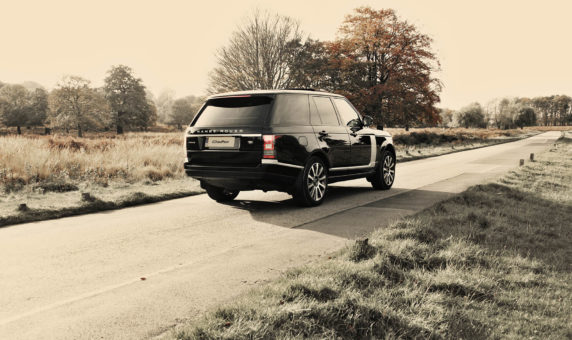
[318,130,328,137]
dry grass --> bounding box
[0,128,559,226]
[0,132,185,192]
[0,128,541,195]
[173,135,572,339]
[387,127,526,144]
[386,126,570,140]
[389,127,542,162]
[0,132,200,226]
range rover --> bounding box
[184,90,396,206]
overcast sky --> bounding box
[1,0,570,109]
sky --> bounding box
[1,0,571,110]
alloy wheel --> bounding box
[383,155,395,186]
[306,162,326,201]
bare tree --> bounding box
[208,10,303,93]
[438,108,454,127]
[156,89,175,124]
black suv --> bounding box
[184,90,396,206]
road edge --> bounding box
[0,132,544,228]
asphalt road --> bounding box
[0,131,561,339]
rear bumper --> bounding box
[184,161,302,192]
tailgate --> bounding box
[186,134,263,167]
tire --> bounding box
[371,149,395,190]
[205,185,240,202]
[293,156,328,207]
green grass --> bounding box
[173,136,572,339]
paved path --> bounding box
[0,131,561,339]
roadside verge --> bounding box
[0,180,202,228]
[172,135,571,339]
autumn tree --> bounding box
[104,65,153,133]
[286,39,333,89]
[208,10,303,93]
[0,84,30,134]
[323,7,441,128]
[48,76,111,137]
[169,96,199,130]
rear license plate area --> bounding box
[205,136,239,149]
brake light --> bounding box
[263,135,278,159]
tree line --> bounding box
[209,7,571,129]
[439,95,572,129]
[2,6,570,135]
[209,7,441,129]
[0,65,200,137]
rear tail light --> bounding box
[263,135,278,159]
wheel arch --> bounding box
[376,136,396,161]
[382,143,396,159]
[308,150,331,169]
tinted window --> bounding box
[270,94,309,126]
[311,96,340,126]
[310,97,321,125]
[333,98,361,126]
[193,96,273,127]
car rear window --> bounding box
[193,96,273,127]
[270,94,310,126]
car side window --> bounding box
[311,96,340,126]
[309,96,321,125]
[333,98,361,127]
[270,94,310,126]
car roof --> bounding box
[207,89,344,99]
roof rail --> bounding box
[284,88,328,92]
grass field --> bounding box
[389,127,541,161]
[0,127,561,226]
[0,133,201,226]
[0,133,184,189]
[172,133,572,339]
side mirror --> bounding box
[362,115,374,127]
[348,118,362,129]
